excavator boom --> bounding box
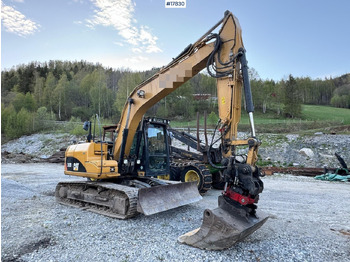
[113,11,240,169]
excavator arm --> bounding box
[113,11,252,173]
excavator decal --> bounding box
[66,157,86,172]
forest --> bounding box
[1,60,350,139]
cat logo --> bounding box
[73,163,79,171]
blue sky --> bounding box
[1,0,350,81]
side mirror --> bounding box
[83,121,90,131]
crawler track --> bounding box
[55,181,139,219]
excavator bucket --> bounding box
[137,181,202,215]
[178,195,269,250]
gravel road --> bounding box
[2,163,350,262]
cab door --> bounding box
[144,122,170,177]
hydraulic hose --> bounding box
[238,48,256,137]
[238,48,254,114]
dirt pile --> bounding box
[1,133,81,164]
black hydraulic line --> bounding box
[118,99,134,172]
[238,48,254,114]
[118,129,129,172]
[134,117,145,160]
[238,48,256,136]
[204,111,208,148]
[196,112,200,151]
[96,114,103,176]
[205,34,237,78]
[207,120,226,170]
[92,115,96,141]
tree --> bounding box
[3,105,18,137]
[88,69,108,117]
[10,92,36,112]
[23,92,37,112]
[1,104,13,134]
[272,81,284,115]
[100,86,115,118]
[15,63,36,93]
[330,84,350,108]
[283,75,302,118]
[17,108,33,134]
[54,74,69,120]
[261,80,276,113]
[208,111,219,126]
[199,74,216,95]
[250,79,264,111]
[43,72,57,117]
[33,71,45,107]
[248,69,277,114]
[248,67,260,81]
[35,106,51,130]
[1,70,18,96]
[12,92,26,112]
[114,72,142,116]
[158,81,195,120]
[3,106,33,139]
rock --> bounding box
[314,132,323,135]
[299,148,314,158]
[286,134,299,141]
[319,153,334,159]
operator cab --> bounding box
[130,117,171,177]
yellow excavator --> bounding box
[55,10,268,250]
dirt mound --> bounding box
[1,133,81,164]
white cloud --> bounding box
[1,2,40,37]
[73,20,83,25]
[125,55,149,64]
[131,47,142,53]
[88,52,167,71]
[87,0,162,54]
[114,41,124,47]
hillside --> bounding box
[2,130,349,170]
[1,60,349,140]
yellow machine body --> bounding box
[64,142,119,179]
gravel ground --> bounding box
[1,163,350,262]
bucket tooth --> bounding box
[178,195,269,250]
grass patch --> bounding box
[302,105,350,125]
[170,105,350,134]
